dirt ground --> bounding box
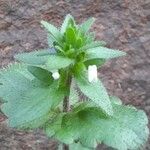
[0,0,150,149]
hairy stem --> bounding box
[62,73,72,150]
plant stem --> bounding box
[62,73,72,150]
[62,144,69,150]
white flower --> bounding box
[52,71,60,80]
[88,65,98,82]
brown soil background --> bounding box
[0,0,150,149]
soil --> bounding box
[0,0,150,149]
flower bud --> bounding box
[52,71,60,80]
[88,65,98,82]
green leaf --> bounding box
[0,64,33,104]
[14,50,50,65]
[110,96,122,105]
[27,66,53,84]
[55,45,65,53]
[85,32,95,44]
[0,64,64,129]
[80,18,95,33]
[47,33,55,47]
[76,37,83,48]
[61,14,74,34]
[65,27,76,45]
[81,41,106,51]
[84,58,105,68]
[86,47,126,60]
[45,113,65,138]
[54,101,149,150]
[41,20,63,43]
[45,55,74,70]
[72,100,113,120]
[15,51,74,71]
[75,70,113,116]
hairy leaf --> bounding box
[0,64,64,128]
[81,41,106,51]
[15,50,50,65]
[47,33,55,47]
[15,51,74,71]
[80,18,95,33]
[75,70,113,116]
[85,32,95,44]
[86,47,126,60]
[61,14,74,34]
[53,101,149,150]
[41,20,63,43]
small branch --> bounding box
[62,73,72,150]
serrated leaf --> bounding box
[54,101,149,150]
[86,47,126,60]
[61,14,74,34]
[75,70,113,116]
[85,32,95,44]
[81,41,106,51]
[110,96,122,105]
[15,50,50,65]
[15,51,74,71]
[41,20,63,43]
[27,66,53,84]
[80,18,95,33]
[47,33,55,47]
[0,64,64,129]
[0,64,34,103]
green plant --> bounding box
[0,14,149,150]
